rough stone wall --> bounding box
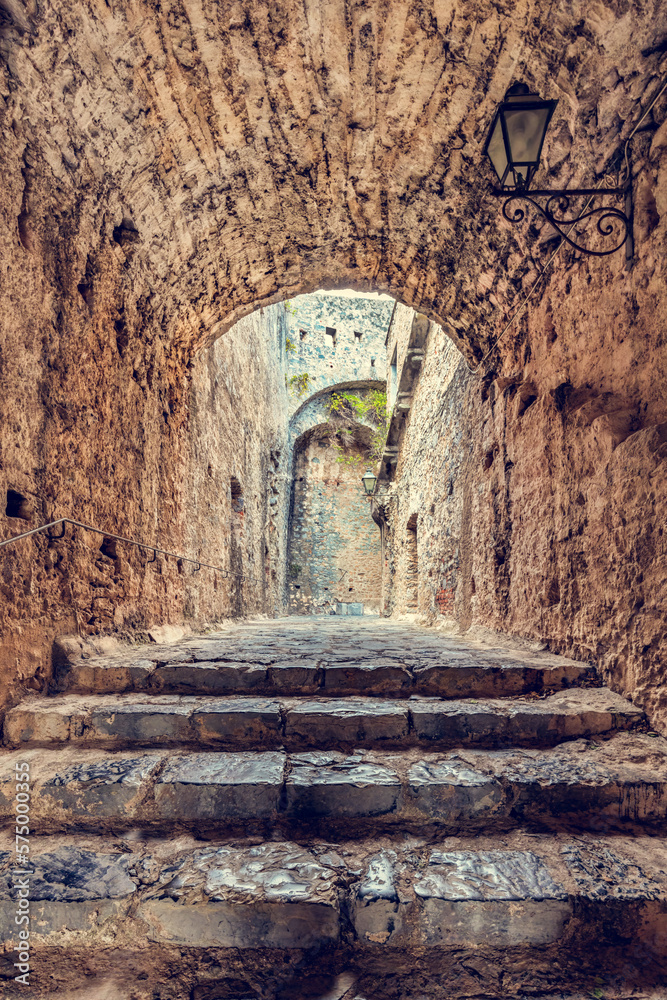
[184,305,290,619]
[285,293,390,413]
[380,124,667,731]
[379,325,469,616]
[287,433,382,613]
[386,303,414,410]
[282,293,389,613]
[0,303,290,709]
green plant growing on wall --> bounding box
[284,300,298,316]
[326,389,389,464]
[287,373,313,397]
[332,443,366,467]
[285,336,297,353]
[288,563,302,578]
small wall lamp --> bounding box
[485,83,633,260]
[361,470,377,496]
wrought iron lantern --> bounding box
[485,83,633,259]
[485,83,557,191]
[361,469,377,496]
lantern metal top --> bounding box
[484,82,558,191]
[361,469,377,495]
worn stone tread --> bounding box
[0,732,664,833]
[3,687,642,750]
[0,831,664,953]
[56,624,597,698]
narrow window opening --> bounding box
[354,330,362,341]
[6,490,32,521]
[299,329,308,340]
[325,326,337,348]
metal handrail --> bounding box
[0,517,259,584]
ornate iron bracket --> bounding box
[491,160,633,262]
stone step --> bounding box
[56,637,596,699]
[3,688,642,750]
[0,831,664,984]
[1,732,665,835]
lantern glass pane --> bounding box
[362,471,376,494]
[486,116,508,184]
[503,105,551,166]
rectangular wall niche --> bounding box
[5,490,32,521]
[325,327,337,348]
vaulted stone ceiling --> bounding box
[1,0,664,361]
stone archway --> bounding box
[5,0,660,368]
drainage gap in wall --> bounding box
[5,490,32,520]
[115,311,129,357]
[77,256,95,311]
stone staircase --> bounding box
[0,617,665,999]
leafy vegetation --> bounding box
[326,389,388,465]
[286,372,313,397]
[285,336,297,353]
[327,389,386,424]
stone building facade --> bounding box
[376,308,463,616]
[285,292,391,411]
[1,3,667,994]
[284,293,391,613]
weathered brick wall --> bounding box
[287,433,382,614]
